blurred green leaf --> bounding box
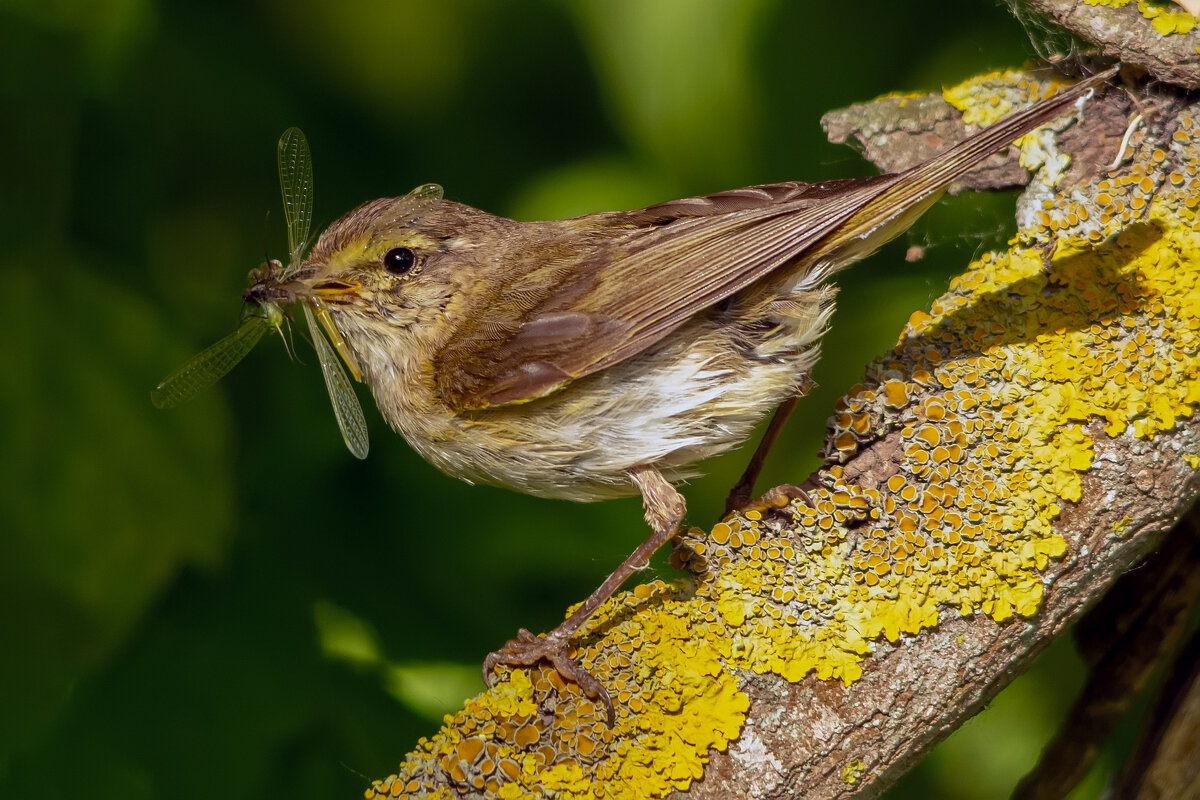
[314,599,384,668]
[508,154,676,220]
[572,0,776,187]
[0,254,235,757]
[314,600,481,722]
[260,0,470,112]
[383,662,481,723]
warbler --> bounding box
[241,67,1116,722]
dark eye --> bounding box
[383,246,416,275]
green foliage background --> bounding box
[0,1,1131,797]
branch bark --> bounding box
[1021,0,1200,89]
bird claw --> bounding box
[730,483,812,517]
[484,629,616,727]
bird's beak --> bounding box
[310,279,361,304]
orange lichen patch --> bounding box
[882,379,911,409]
[371,80,1200,799]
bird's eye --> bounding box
[383,247,417,276]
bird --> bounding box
[254,66,1115,723]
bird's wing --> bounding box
[435,176,898,410]
[435,67,1115,410]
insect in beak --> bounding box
[307,295,364,383]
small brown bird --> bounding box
[259,67,1114,722]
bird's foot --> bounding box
[729,483,813,517]
[484,628,615,727]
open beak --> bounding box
[310,279,360,304]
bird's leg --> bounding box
[724,395,797,512]
[483,464,685,727]
[724,395,812,515]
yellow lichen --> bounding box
[943,70,1072,126]
[1138,0,1198,34]
[369,74,1200,799]
[842,759,865,785]
[1085,0,1198,34]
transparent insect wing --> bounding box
[151,315,269,409]
[303,302,369,459]
[310,296,363,381]
[277,127,314,274]
[378,183,445,231]
[408,183,443,200]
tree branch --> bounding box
[1115,606,1200,799]
[1011,508,1200,800]
[1021,0,1200,89]
[366,23,1200,800]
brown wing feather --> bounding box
[439,67,1116,410]
[439,176,897,409]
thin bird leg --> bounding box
[484,464,685,727]
[724,392,817,516]
[724,395,803,514]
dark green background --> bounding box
[0,1,1133,797]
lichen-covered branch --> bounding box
[1021,0,1200,88]
[366,37,1200,800]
